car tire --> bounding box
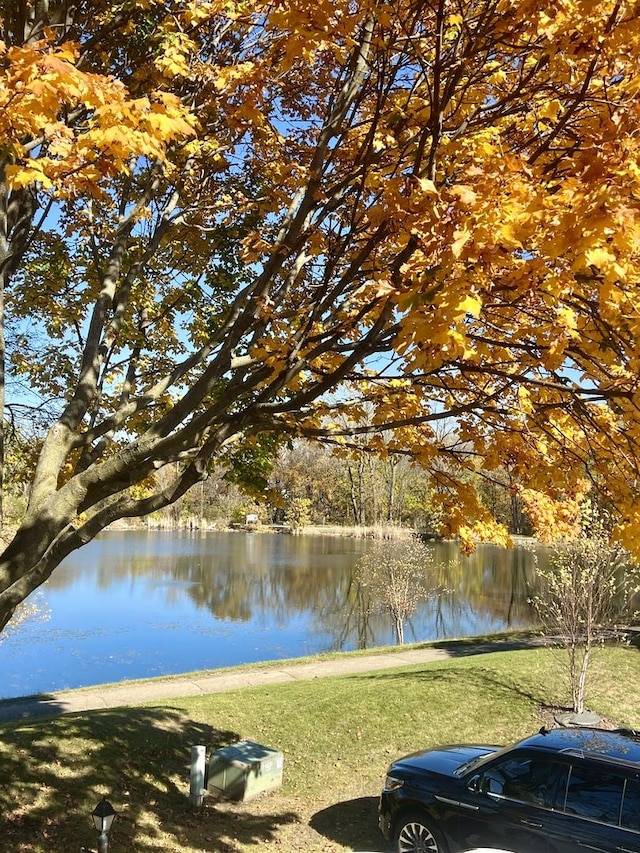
[393,810,445,853]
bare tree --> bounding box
[531,507,640,714]
[354,540,441,644]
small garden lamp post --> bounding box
[91,798,117,853]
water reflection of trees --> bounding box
[46,532,540,650]
[318,543,540,648]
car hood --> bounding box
[390,744,500,779]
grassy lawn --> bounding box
[1,644,639,852]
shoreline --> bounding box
[108,520,538,545]
[0,631,546,723]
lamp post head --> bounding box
[91,798,117,835]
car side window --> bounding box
[621,777,640,831]
[478,756,555,806]
[562,764,625,825]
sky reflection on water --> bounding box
[0,530,538,699]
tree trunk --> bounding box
[0,176,8,533]
[387,457,397,523]
[574,645,590,714]
[347,458,366,525]
[0,232,5,532]
[394,613,404,644]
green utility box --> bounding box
[207,740,284,802]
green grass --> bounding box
[1,644,639,853]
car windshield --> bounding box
[454,746,509,777]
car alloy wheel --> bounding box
[394,811,441,853]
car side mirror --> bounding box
[476,773,504,797]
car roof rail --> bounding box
[560,747,640,770]
[539,725,640,739]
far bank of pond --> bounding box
[0,530,542,699]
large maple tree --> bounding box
[0,0,639,631]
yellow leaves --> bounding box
[142,93,198,140]
[437,481,512,552]
[538,99,563,120]
[584,246,617,271]
[367,384,427,428]
[373,130,398,153]
[451,226,472,258]
[1,30,197,195]
[457,519,512,554]
[518,386,534,415]
[240,231,273,263]
[356,276,395,300]
[5,0,640,563]
[487,67,508,85]
[183,0,218,25]
[366,203,387,229]
[518,487,587,543]
[496,221,523,250]
[576,247,630,282]
[449,184,477,206]
[396,283,483,368]
[415,177,438,196]
[155,50,193,79]
[75,92,196,172]
[458,294,482,318]
[4,163,53,190]
[0,42,79,138]
[555,306,578,337]
[212,62,256,92]
[614,511,640,559]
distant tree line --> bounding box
[3,427,533,535]
[139,441,535,534]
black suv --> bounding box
[379,726,640,853]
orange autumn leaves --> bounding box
[1,31,196,195]
[2,0,640,556]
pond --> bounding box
[0,530,540,699]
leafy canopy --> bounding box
[1,0,640,628]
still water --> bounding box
[0,530,539,699]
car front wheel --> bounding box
[393,810,444,853]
